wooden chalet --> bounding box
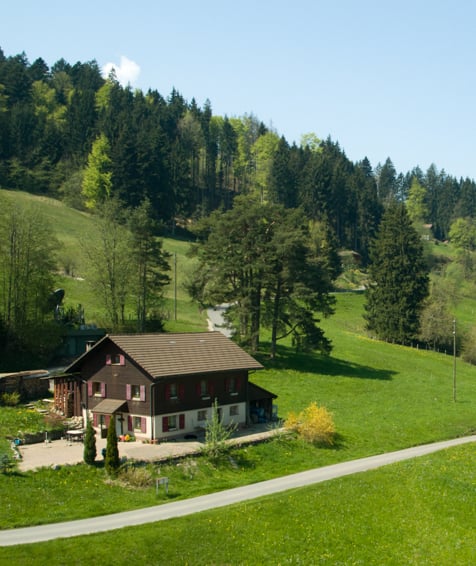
[54,332,276,441]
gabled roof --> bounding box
[67,332,263,379]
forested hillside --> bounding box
[1,48,475,256]
[2,47,476,370]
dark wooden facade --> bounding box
[57,332,275,440]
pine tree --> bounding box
[364,201,429,344]
[104,417,120,476]
[262,135,290,206]
[83,419,97,465]
[128,199,171,332]
[188,197,335,356]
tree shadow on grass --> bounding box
[256,345,395,381]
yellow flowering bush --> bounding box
[285,402,336,445]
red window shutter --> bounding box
[141,417,147,433]
[140,385,146,402]
[106,355,112,366]
[119,355,125,366]
[179,384,185,400]
[126,384,131,400]
[105,415,111,428]
[128,416,133,431]
[165,384,171,400]
[87,382,93,396]
[100,382,106,398]
[225,378,230,393]
[93,413,98,426]
[196,383,201,397]
[179,414,185,430]
[162,416,169,433]
[236,377,242,391]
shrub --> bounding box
[104,418,120,476]
[83,419,97,466]
[0,452,15,473]
[118,465,155,488]
[285,402,336,446]
[202,399,237,461]
[1,392,20,406]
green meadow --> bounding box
[1,189,475,563]
[1,444,475,565]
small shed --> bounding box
[0,370,50,400]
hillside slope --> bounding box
[0,189,206,332]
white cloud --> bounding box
[102,56,140,86]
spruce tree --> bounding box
[83,419,96,465]
[364,201,429,344]
[104,417,120,476]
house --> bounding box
[54,332,276,442]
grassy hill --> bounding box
[1,189,475,452]
[1,190,476,562]
[0,188,207,333]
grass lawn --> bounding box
[1,295,475,532]
[2,443,475,565]
[254,292,476,459]
[0,294,476,528]
[1,191,475,561]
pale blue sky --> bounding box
[2,1,476,179]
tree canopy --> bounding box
[364,202,429,344]
[1,46,476,367]
[1,47,474,260]
[187,196,336,356]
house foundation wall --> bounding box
[153,401,247,441]
[84,402,247,442]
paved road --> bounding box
[207,304,232,336]
[1,435,475,547]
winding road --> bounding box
[1,435,475,547]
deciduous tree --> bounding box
[82,133,112,209]
[0,198,61,367]
[84,198,132,329]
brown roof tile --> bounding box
[107,332,263,379]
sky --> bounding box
[2,1,476,180]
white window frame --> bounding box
[168,415,177,431]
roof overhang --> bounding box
[90,399,127,414]
[0,370,50,380]
[248,381,277,401]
